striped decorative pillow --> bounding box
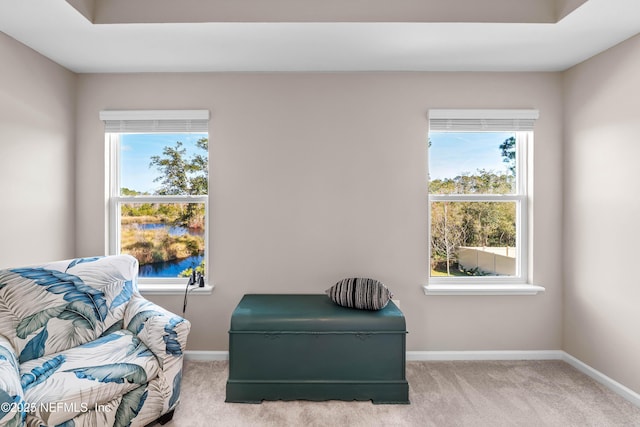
[326,278,393,310]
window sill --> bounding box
[139,284,214,296]
[423,284,545,296]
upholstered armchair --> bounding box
[0,255,190,427]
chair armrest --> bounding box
[124,296,191,369]
[124,296,191,411]
[0,337,24,427]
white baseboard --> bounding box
[185,350,564,362]
[561,352,640,408]
[405,350,563,361]
[184,350,228,361]
[183,349,639,408]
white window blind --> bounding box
[100,110,209,133]
[429,109,539,132]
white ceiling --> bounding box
[1,0,640,73]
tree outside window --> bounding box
[429,131,523,279]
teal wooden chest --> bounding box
[226,294,409,404]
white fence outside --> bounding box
[457,246,515,276]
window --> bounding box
[426,109,541,294]
[101,110,209,287]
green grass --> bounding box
[431,268,469,277]
[120,228,204,265]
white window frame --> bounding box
[102,110,212,293]
[424,109,544,296]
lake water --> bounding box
[139,253,204,278]
[132,223,204,278]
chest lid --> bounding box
[230,294,406,332]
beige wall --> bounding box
[563,34,640,394]
[0,33,77,267]
[4,21,640,396]
[76,72,564,352]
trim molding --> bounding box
[184,349,640,407]
[140,284,214,296]
[185,350,228,361]
[423,284,545,296]
[561,352,640,408]
[405,350,562,361]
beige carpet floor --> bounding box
[165,360,640,427]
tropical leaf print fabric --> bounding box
[19,331,159,426]
[125,297,190,367]
[0,256,137,363]
[0,255,190,427]
[0,337,24,427]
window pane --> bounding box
[120,202,205,278]
[120,133,208,196]
[430,201,516,277]
[429,132,516,195]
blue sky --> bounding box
[429,132,514,180]
[120,133,208,194]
